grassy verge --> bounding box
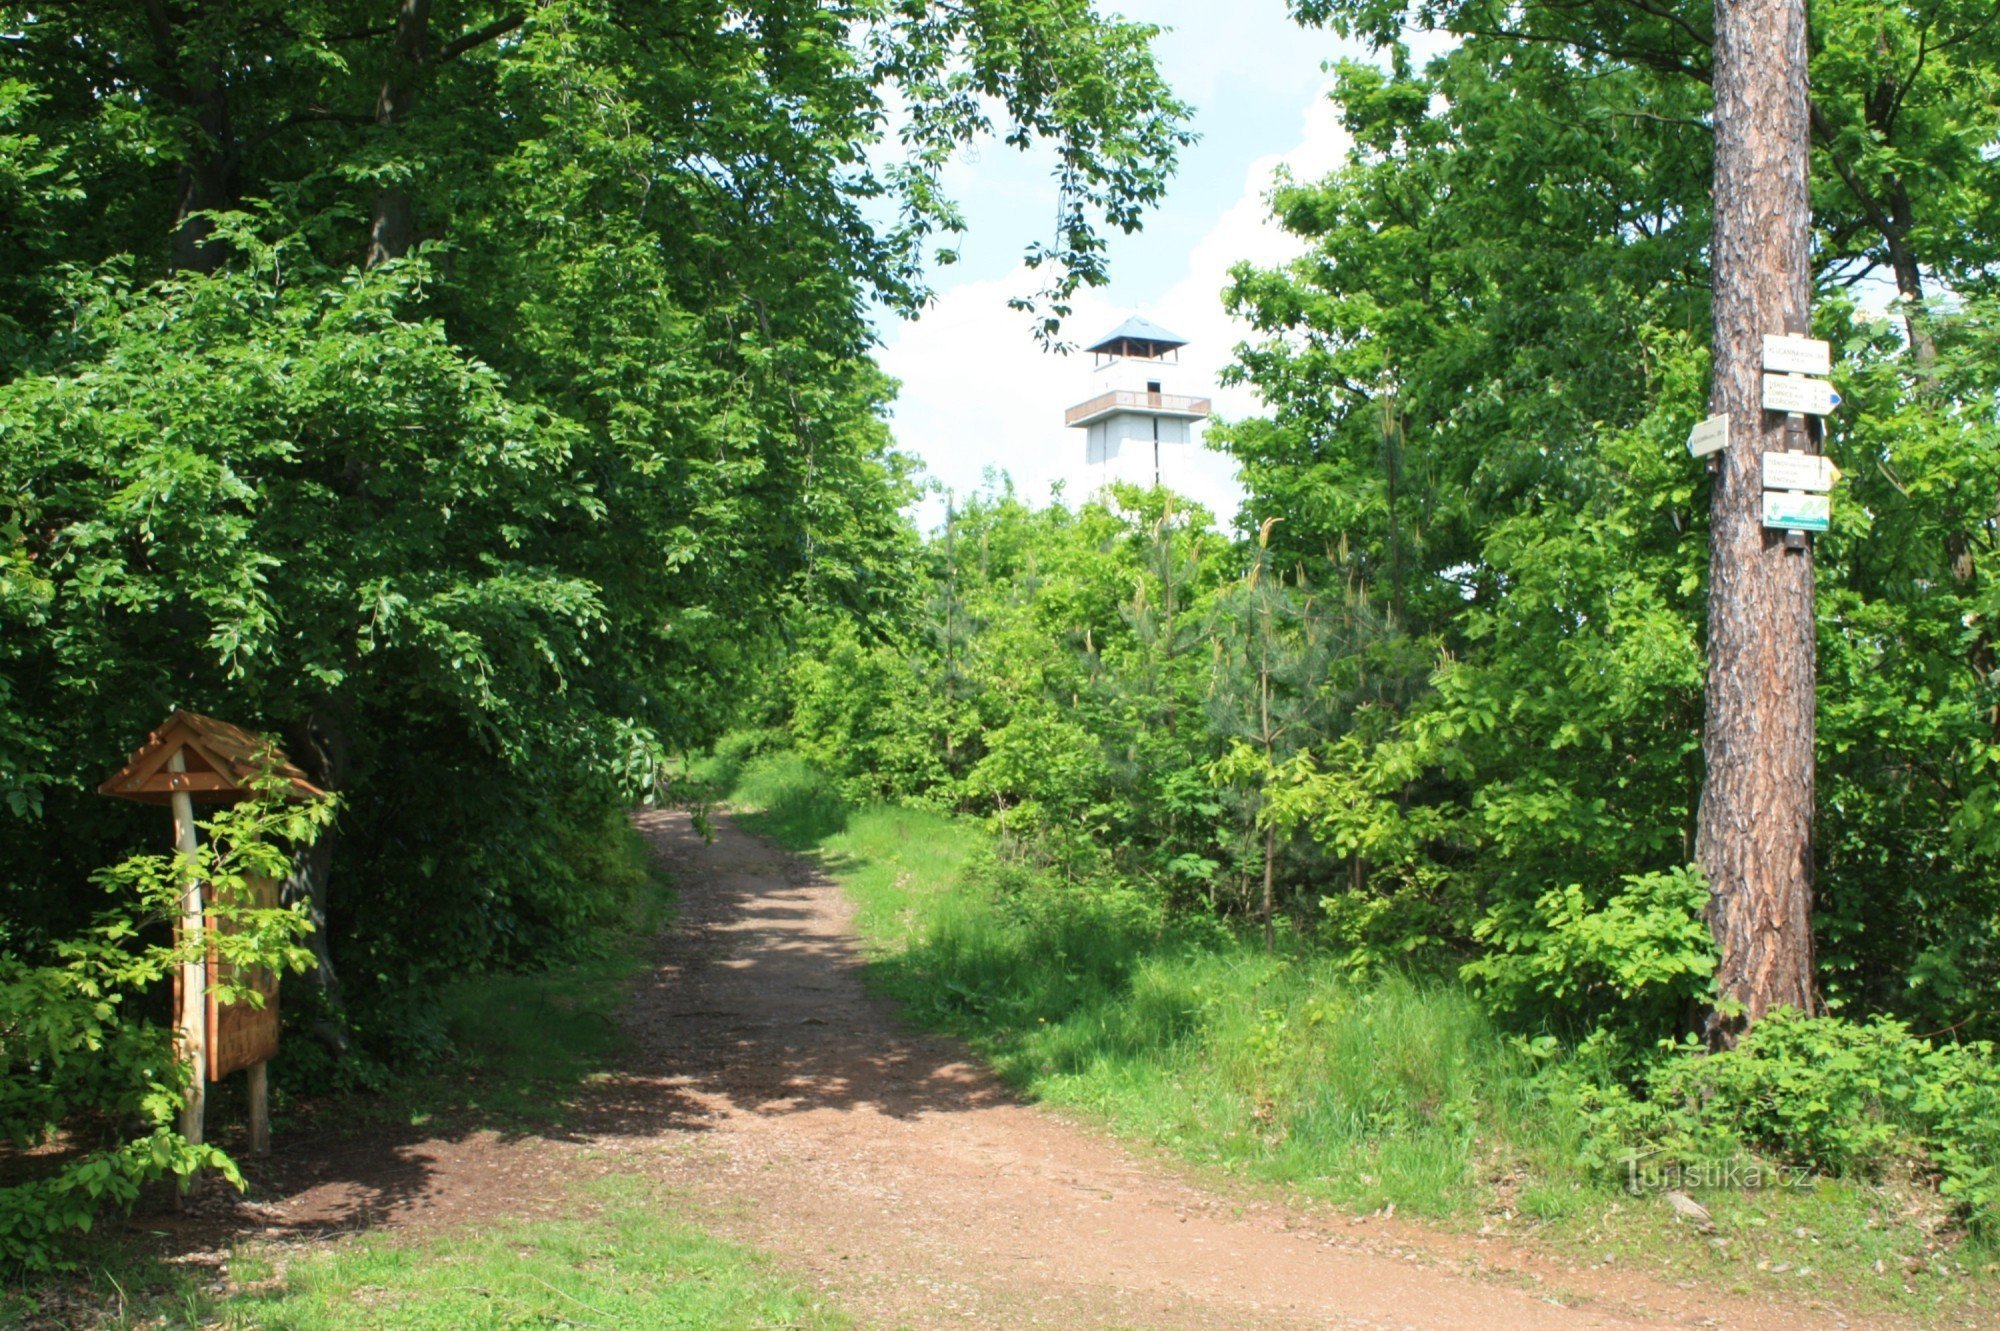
[10,818,847,1331]
[212,1173,846,1331]
[726,750,2000,1325]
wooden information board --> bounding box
[207,871,282,1081]
[174,872,283,1081]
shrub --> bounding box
[1572,1011,2000,1234]
[683,728,789,797]
[1462,866,1715,1039]
[0,789,327,1268]
[785,637,956,803]
[729,751,853,846]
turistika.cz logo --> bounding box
[1624,1156,1813,1194]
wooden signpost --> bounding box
[98,711,325,1160]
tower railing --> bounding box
[1063,390,1213,426]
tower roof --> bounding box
[1084,316,1189,359]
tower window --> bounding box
[1146,380,1162,394]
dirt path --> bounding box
[602,811,1828,1331]
[198,811,1862,1330]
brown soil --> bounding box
[97,810,1919,1329]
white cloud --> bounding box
[879,83,1351,531]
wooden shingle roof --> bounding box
[97,710,325,805]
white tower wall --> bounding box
[1066,316,1211,495]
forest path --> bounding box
[601,809,1817,1331]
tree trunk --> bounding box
[1261,824,1276,953]
[1697,0,1820,1045]
[169,86,234,274]
[1882,184,1938,370]
[369,0,433,266]
[1380,397,1405,628]
[141,0,235,274]
[286,709,352,1055]
[1258,622,1276,953]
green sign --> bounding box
[1762,491,1830,532]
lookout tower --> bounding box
[1065,317,1212,491]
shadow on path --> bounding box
[622,806,1012,1124]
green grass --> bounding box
[11,817,848,1331]
[727,750,2000,1324]
[756,803,1560,1218]
[40,1176,849,1331]
[725,750,854,847]
[215,1175,846,1331]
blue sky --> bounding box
[877,4,1386,528]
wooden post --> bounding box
[170,751,206,1149]
[1696,0,1820,1043]
[246,1061,269,1156]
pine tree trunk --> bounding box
[1697,0,1819,1044]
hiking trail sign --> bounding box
[1761,452,1841,492]
[1761,373,1840,416]
[1761,491,1831,532]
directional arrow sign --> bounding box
[1762,373,1840,416]
[1687,413,1729,458]
[1762,334,1832,377]
[1761,451,1841,492]
[1762,491,1831,532]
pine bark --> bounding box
[1697,0,1820,1043]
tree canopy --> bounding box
[0,0,1190,1039]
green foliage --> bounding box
[1211,6,2000,1045]
[786,636,956,803]
[965,702,1113,830]
[1462,867,1716,1040]
[1577,1013,2000,1235]
[681,726,790,799]
[730,751,854,848]
[760,485,1406,924]
[1,788,330,1269]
